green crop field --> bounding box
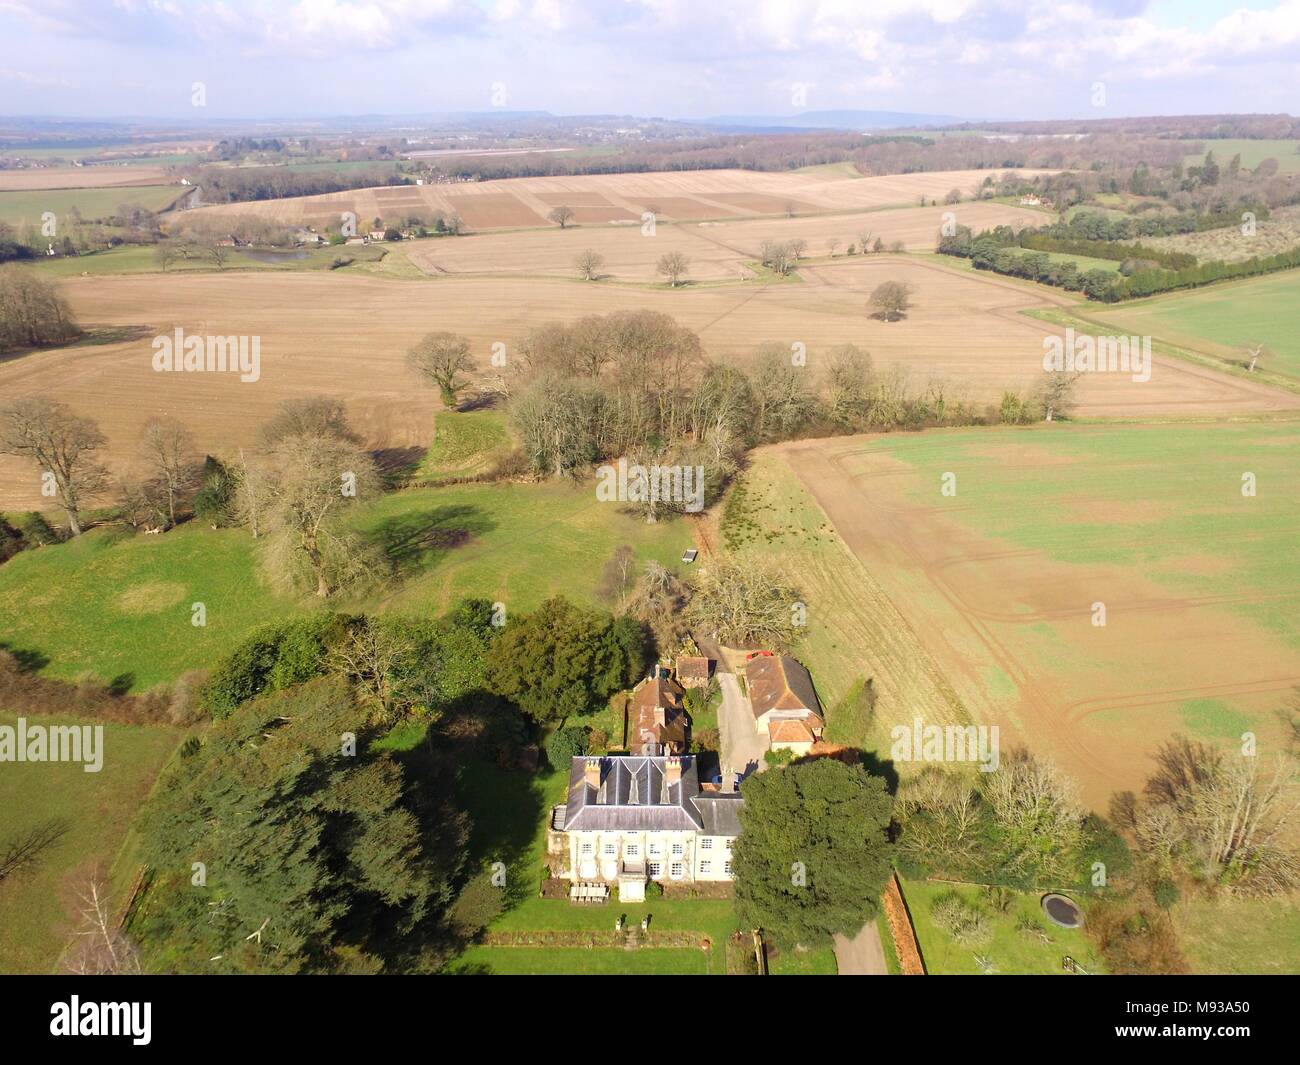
[0,476,688,692]
[31,240,391,277]
[1088,270,1300,383]
[766,420,1300,802]
[0,713,182,973]
[1179,138,1300,174]
[0,185,185,227]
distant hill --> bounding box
[699,110,966,132]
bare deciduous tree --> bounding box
[407,331,477,410]
[982,748,1086,884]
[547,205,575,229]
[139,416,199,527]
[0,396,108,535]
[328,620,418,724]
[656,251,690,287]
[258,431,382,597]
[575,248,604,281]
[1038,368,1081,421]
[64,876,142,975]
[0,265,79,351]
[684,556,802,649]
[1133,737,1300,895]
[825,343,874,429]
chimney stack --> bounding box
[665,756,682,787]
[584,757,601,791]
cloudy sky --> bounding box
[0,0,1297,121]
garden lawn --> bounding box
[902,878,1103,975]
[448,945,711,974]
[1176,894,1300,975]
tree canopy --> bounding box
[138,675,469,973]
[732,758,894,947]
[484,596,649,722]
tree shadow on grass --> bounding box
[0,642,50,672]
[370,446,425,481]
[370,504,495,578]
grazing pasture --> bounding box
[0,713,182,974]
[0,185,185,227]
[772,422,1300,805]
[0,482,687,691]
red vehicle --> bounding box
[745,650,776,662]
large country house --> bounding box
[549,754,741,902]
[745,653,825,755]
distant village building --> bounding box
[549,755,742,902]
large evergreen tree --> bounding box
[137,675,468,973]
[732,758,894,948]
[484,597,649,722]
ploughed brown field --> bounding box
[405,201,1047,281]
[0,165,174,191]
[187,166,1063,230]
[1,253,1294,511]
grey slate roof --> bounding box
[562,755,743,836]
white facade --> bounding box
[567,829,735,884]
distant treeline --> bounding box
[953,114,1300,139]
[939,220,1300,301]
[187,164,411,204]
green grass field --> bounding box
[1088,270,1300,383]
[871,423,1300,642]
[0,185,185,227]
[1179,138,1300,174]
[0,525,293,691]
[0,713,182,973]
[32,241,390,278]
[0,477,688,692]
[413,409,512,482]
[901,878,1102,975]
[1177,894,1300,975]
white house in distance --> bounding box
[745,653,824,756]
[549,755,742,902]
